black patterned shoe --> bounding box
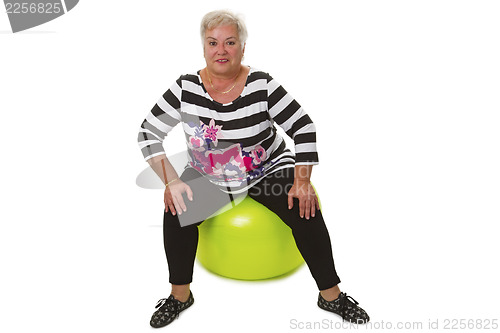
[318,292,370,324]
[150,292,194,328]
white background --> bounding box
[1,1,499,332]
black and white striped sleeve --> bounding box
[267,75,319,165]
[137,78,183,161]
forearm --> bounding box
[147,154,179,185]
[294,164,313,184]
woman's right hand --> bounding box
[164,179,193,215]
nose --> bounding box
[216,43,227,55]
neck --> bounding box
[207,65,241,81]
[205,66,243,95]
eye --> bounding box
[209,41,217,46]
[227,41,236,46]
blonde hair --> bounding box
[200,10,248,50]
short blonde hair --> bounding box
[200,10,248,49]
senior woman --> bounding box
[138,10,369,328]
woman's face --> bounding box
[204,24,245,77]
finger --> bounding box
[311,198,316,218]
[288,193,294,210]
[164,192,170,213]
[185,185,194,201]
[305,199,311,220]
[168,200,176,215]
[177,193,187,213]
[299,198,305,218]
[172,196,183,215]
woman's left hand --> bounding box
[287,180,320,220]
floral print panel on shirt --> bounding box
[186,119,268,184]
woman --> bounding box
[138,10,370,328]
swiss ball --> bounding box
[197,196,304,280]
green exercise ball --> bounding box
[197,196,304,280]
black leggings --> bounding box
[163,167,341,291]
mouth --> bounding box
[216,59,229,63]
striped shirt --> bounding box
[137,67,319,194]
